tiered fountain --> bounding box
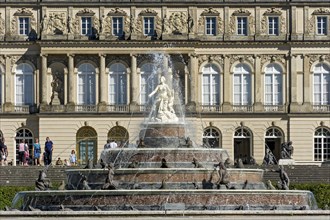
[10,54,318,213]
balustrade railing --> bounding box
[201,105,221,112]
[313,105,330,112]
[232,105,253,112]
[106,105,129,112]
[263,105,285,112]
[14,105,39,113]
[75,105,97,112]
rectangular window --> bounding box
[81,17,92,36]
[237,17,247,36]
[317,16,327,35]
[206,17,216,36]
[268,17,279,35]
[112,17,123,37]
[143,17,154,36]
[19,17,30,35]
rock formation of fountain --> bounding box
[10,54,318,212]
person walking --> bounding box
[33,138,41,166]
[44,137,53,166]
[18,139,25,166]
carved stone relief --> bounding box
[107,55,130,67]
[47,55,68,67]
[136,9,161,38]
[0,13,4,35]
[75,55,99,67]
[44,12,67,35]
[308,54,330,67]
[137,54,155,67]
[10,8,37,36]
[228,9,254,35]
[260,8,286,35]
[198,55,224,66]
[198,8,223,35]
[260,55,286,69]
[73,8,99,35]
[10,55,37,69]
[0,56,5,66]
[168,12,188,34]
[229,55,255,67]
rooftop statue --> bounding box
[148,76,178,123]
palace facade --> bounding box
[0,0,329,165]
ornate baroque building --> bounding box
[0,0,329,165]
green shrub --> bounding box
[0,186,34,210]
[290,183,330,210]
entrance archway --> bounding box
[234,127,252,164]
[15,128,34,165]
[108,125,129,148]
[265,127,284,162]
[76,126,97,165]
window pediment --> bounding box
[14,8,33,16]
[263,8,282,16]
[201,8,220,16]
[76,8,95,17]
[139,8,157,16]
[232,8,251,16]
[312,8,330,15]
[108,8,127,16]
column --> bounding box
[4,55,13,112]
[303,55,312,111]
[222,55,232,112]
[99,54,107,104]
[187,53,197,112]
[289,54,299,112]
[67,54,75,105]
[130,54,139,111]
[254,55,263,112]
[40,54,48,105]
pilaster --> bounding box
[222,55,232,112]
[129,53,139,112]
[40,54,48,105]
[67,54,75,106]
[186,53,197,112]
[254,55,263,112]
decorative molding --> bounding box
[11,8,37,35]
[232,8,251,16]
[10,55,37,68]
[76,8,95,16]
[75,55,99,67]
[106,55,130,67]
[264,7,282,16]
[47,55,68,67]
[312,8,330,15]
[198,8,223,34]
[139,8,157,16]
[260,8,286,34]
[307,8,330,34]
[44,12,67,35]
[229,55,254,66]
[137,54,155,67]
[136,9,161,38]
[260,54,286,68]
[0,13,4,35]
[229,9,254,35]
[309,54,330,67]
[0,56,5,66]
[107,8,127,16]
[198,55,224,66]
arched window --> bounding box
[265,127,284,161]
[15,63,34,105]
[202,64,220,105]
[234,126,253,164]
[108,125,129,148]
[314,127,330,162]
[76,126,97,165]
[203,127,221,148]
[313,63,330,105]
[109,63,127,105]
[140,63,157,105]
[233,63,251,105]
[15,128,34,165]
[77,63,96,105]
[264,63,283,105]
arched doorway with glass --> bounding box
[76,126,97,165]
[314,127,330,162]
[233,126,253,164]
[265,127,284,162]
[108,124,129,148]
[15,128,34,165]
[203,126,221,148]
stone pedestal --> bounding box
[51,92,61,105]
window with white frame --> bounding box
[268,17,279,35]
[206,17,216,36]
[143,17,154,36]
[19,17,30,35]
[81,17,92,36]
[237,17,247,35]
[313,63,330,105]
[15,63,33,106]
[314,127,330,162]
[109,63,127,104]
[112,17,124,36]
[233,63,251,105]
[203,127,221,148]
[202,64,220,105]
[317,16,327,35]
[264,63,283,105]
[77,63,96,105]
[140,63,157,105]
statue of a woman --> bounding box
[148,76,178,122]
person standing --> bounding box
[18,139,25,166]
[44,137,53,166]
[24,140,30,166]
[2,138,8,166]
[104,140,111,149]
[33,138,41,166]
[109,140,117,148]
[69,149,77,166]
[0,138,4,166]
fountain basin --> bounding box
[12,190,318,211]
[66,168,265,190]
[100,148,230,168]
